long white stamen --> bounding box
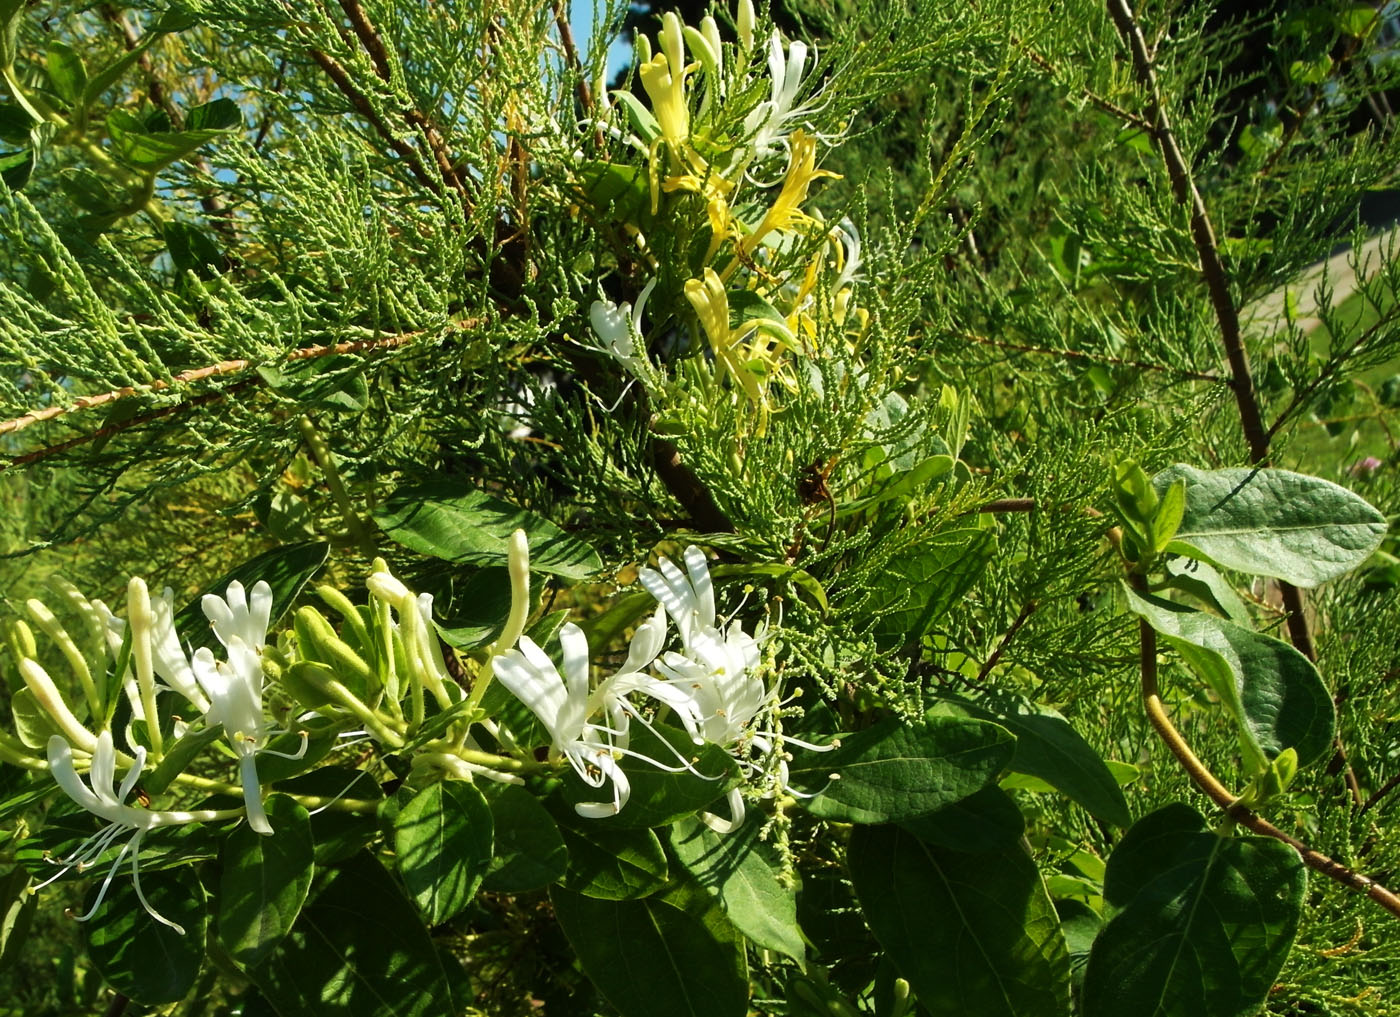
[128,832,185,934]
[74,834,138,922]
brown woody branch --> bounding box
[1105,0,1341,795]
[976,600,1038,682]
[333,0,468,198]
[3,383,254,471]
[1139,618,1400,919]
[0,326,476,439]
[552,0,606,151]
[1013,37,1153,133]
[306,49,441,195]
[1105,0,1270,460]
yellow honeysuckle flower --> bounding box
[639,13,695,152]
[684,268,798,416]
[739,130,839,260]
[639,52,689,151]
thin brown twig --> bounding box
[1013,38,1153,133]
[959,331,1223,383]
[306,48,441,195]
[976,600,1038,682]
[977,497,1037,514]
[335,0,394,80]
[3,383,253,472]
[551,0,605,150]
[1266,303,1400,442]
[0,325,478,438]
[333,0,468,198]
[1139,618,1400,920]
[1360,771,1400,816]
[1105,0,1270,459]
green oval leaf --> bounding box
[482,784,568,892]
[106,109,233,171]
[247,851,455,1017]
[217,795,315,969]
[394,781,493,925]
[848,824,1071,1017]
[1154,465,1387,587]
[789,714,1015,824]
[1082,805,1305,1017]
[669,813,804,960]
[551,886,749,1017]
[86,869,207,1005]
[45,42,86,105]
[1123,584,1336,767]
[947,692,1131,827]
[554,810,669,900]
[898,784,1026,851]
[185,97,240,131]
[373,482,601,579]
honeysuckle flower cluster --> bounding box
[12,578,281,929]
[585,1,867,433]
[10,528,825,936]
[492,542,830,826]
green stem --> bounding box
[298,415,378,556]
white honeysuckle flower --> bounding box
[589,605,701,742]
[654,622,767,748]
[193,637,274,835]
[493,625,632,818]
[635,545,837,835]
[415,592,454,688]
[638,545,717,647]
[588,279,657,378]
[151,587,210,713]
[201,580,273,654]
[639,545,766,745]
[743,31,825,162]
[39,732,232,932]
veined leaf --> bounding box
[86,870,207,1004]
[374,482,600,579]
[554,809,669,900]
[552,886,749,1017]
[482,784,567,892]
[670,813,804,960]
[1082,805,1305,1017]
[849,824,1070,1017]
[394,781,493,925]
[1154,465,1386,587]
[249,852,455,1017]
[218,795,315,968]
[947,692,1131,827]
[1123,584,1335,768]
[789,713,1014,824]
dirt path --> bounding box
[1245,227,1400,334]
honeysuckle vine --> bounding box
[7,527,833,929]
